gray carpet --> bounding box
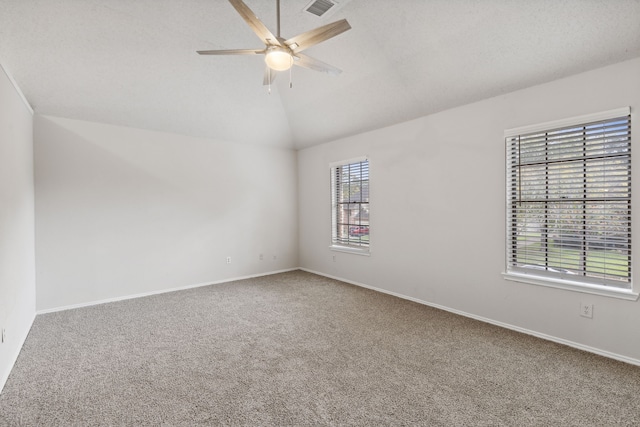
[1,270,639,426]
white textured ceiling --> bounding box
[1,0,639,149]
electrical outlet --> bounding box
[226,256,231,264]
[580,303,593,319]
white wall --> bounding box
[298,57,640,363]
[0,63,35,391]
[35,116,298,311]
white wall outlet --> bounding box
[1,328,6,343]
[580,303,594,319]
[226,256,231,264]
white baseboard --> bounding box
[37,268,298,315]
[299,268,640,367]
[0,311,36,394]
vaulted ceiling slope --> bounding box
[1,0,639,150]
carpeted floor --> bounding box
[1,270,639,426]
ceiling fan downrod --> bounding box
[276,0,281,38]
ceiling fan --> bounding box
[197,0,351,87]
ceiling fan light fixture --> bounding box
[197,0,351,84]
[265,47,293,71]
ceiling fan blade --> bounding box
[197,49,265,55]
[285,19,351,53]
[228,0,281,46]
[263,66,278,86]
[294,53,342,76]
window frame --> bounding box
[330,157,371,256]
[503,107,638,301]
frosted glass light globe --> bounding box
[265,48,293,71]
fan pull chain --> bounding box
[268,68,272,94]
[289,66,293,89]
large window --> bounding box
[331,158,370,253]
[505,108,631,292]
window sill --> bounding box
[330,245,370,256]
[503,272,639,301]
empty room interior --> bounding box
[1,0,640,425]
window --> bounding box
[505,108,631,292]
[331,158,370,253]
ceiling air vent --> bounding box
[303,0,351,18]
[304,0,336,17]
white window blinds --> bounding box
[331,159,370,250]
[506,113,631,289]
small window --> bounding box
[505,109,631,291]
[331,158,370,253]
